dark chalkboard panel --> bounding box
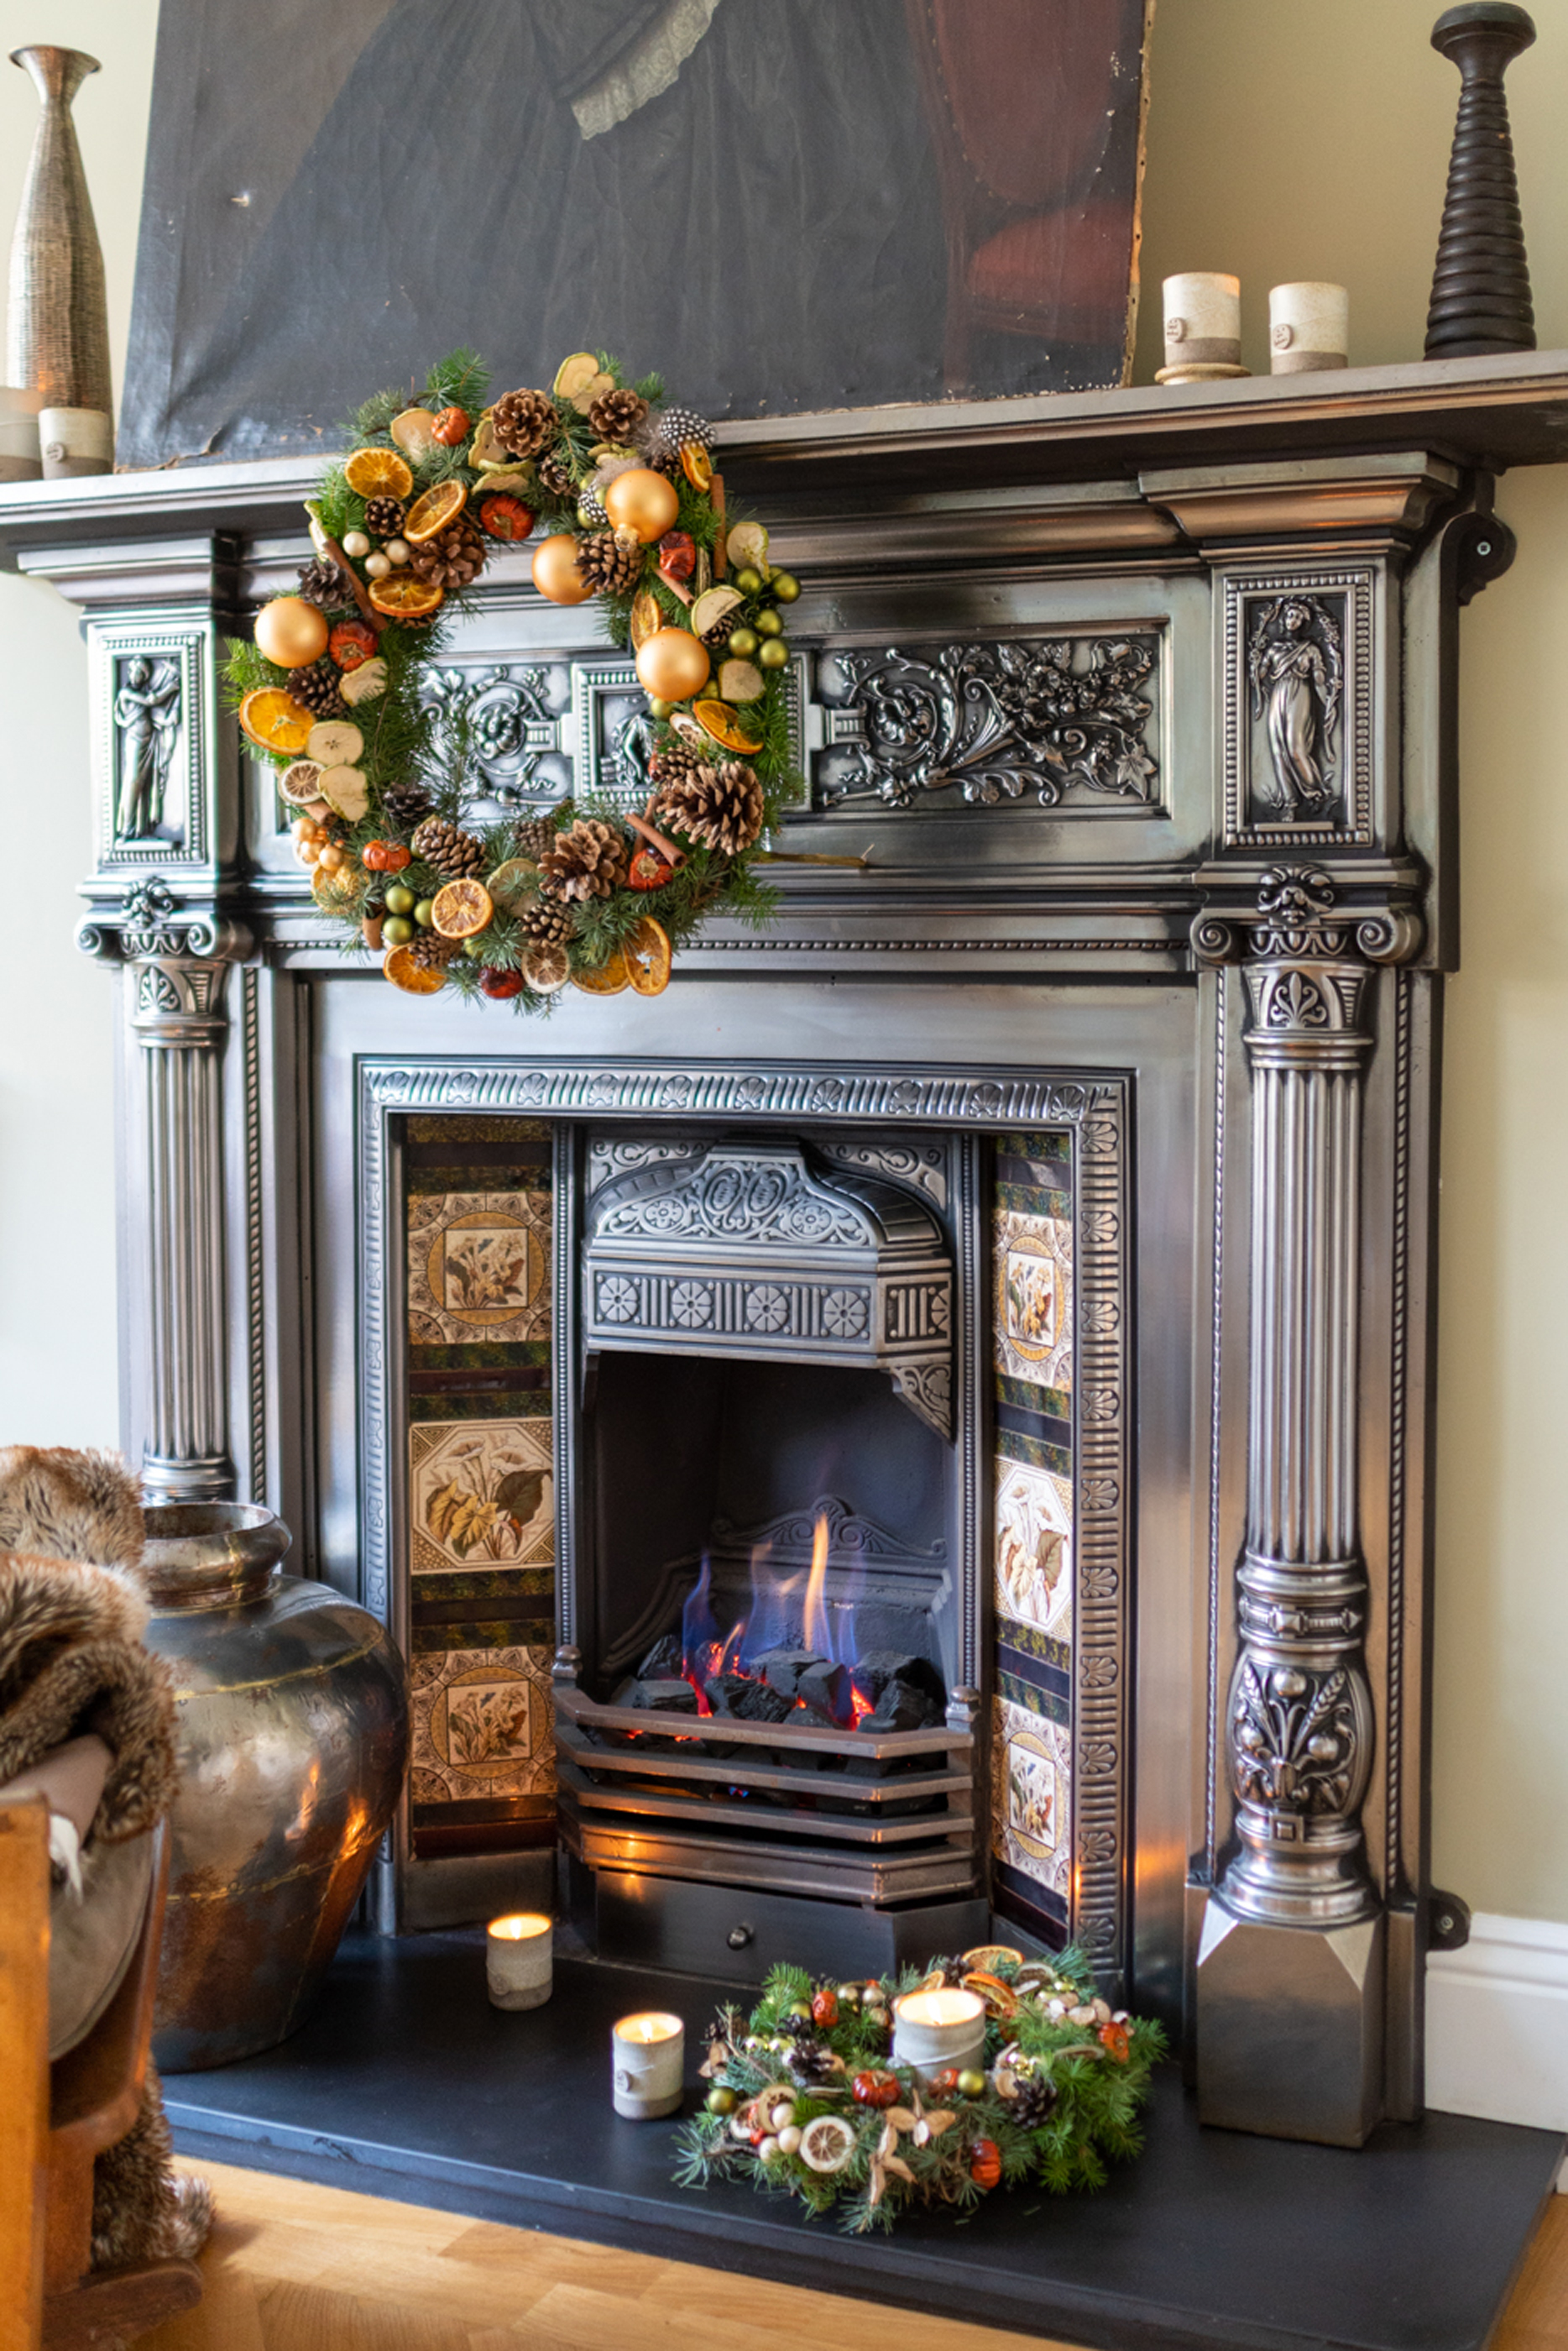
[121,0,1148,467]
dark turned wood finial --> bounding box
[1425,3,1537,359]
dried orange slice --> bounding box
[344,446,415,501]
[368,574,445,621]
[572,947,630,996]
[431,878,494,939]
[692,699,764,754]
[403,479,468,542]
[682,442,713,492]
[240,688,316,755]
[963,1944,1024,1976]
[624,916,672,996]
[962,1971,1019,2019]
[383,943,449,994]
[630,587,663,651]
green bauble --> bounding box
[414,898,436,929]
[734,565,763,595]
[647,697,674,720]
[755,608,783,636]
[384,883,416,916]
[728,626,759,658]
[706,2086,737,2115]
[383,916,414,946]
[758,636,789,670]
[771,571,800,602]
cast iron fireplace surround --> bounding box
[8,354,1568,2152]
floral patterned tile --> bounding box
[993,1204,1074,1395]
[410,1644,557,1806]
[994,1456,1073,1642]
[408,1190,551,1345]
[410,1416,553,1571]
[991,1694,1070,1908]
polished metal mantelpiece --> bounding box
[6,359,1563,2142]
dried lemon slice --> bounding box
[485,858,541,915]
[523,942,571,993]
[344,447,415,501]
[403,479,468,542]
[624,916,672,996]
[431,879,494,939]
[797,2116,854,2174]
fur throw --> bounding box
[0,1444,211,2271]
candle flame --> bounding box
[488,1913,551,1940]
[615,2011,682,2044]
[895,1987,985,2027]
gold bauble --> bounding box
[255,595,330,669]
[531,533,593,605]
[604,468,681,545]
[635,627,711,704]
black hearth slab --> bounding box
[165,1929,1562,2351]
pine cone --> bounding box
[511,812,562,864]
[287,657,346,719]
[647,744,707,793]
[517,895,571,947]
[785,2040,838,2088]
[576,530,644,597]
[587,386,648,443]
[382,782,434,835]
[409,514,487,589]
[363,495,405,539]
[407,928,460,973]
[297,557,353,610]
[410,816,489,878]
[1009,2075,1060,2129]
[536,452,575,501]
[493,387,558,459]
[653,760,765,856]
[538,817,628,903]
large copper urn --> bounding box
[141,1502,409,2071]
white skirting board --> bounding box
[1427,1912,1568,2189]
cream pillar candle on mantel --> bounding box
[486,1912,553,2010]
[1269,282,1349,374]
[1157,272,1247,384]
[612,2010,684,2118]
[891,1986,987,2085]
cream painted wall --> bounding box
[3,1,1565,1918]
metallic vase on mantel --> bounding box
[7,45,112,453]
[139,1503,410,2073]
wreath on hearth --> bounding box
[676,1946,1164,2234]
[222,350,801,1008]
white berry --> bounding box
[776,2125,802,2155]
[757,2136,781,2162]
[385,537,410,564]
[364,551,392,579]
[342,530,370,558]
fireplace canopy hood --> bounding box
[583,1139,954,1438]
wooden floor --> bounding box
[139,2157,1568,2351]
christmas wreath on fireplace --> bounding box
[222,350,799,1008]
[676,1947,1164,2233]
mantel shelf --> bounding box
[3,351,1568,563]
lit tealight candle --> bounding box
[486,1913,553,2011]
[612,2010,684,2119]
[891,1986,987,2085]
[1268,282,1349,374]
[1158,272,1247,385]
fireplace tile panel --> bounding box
[401,1116,559,1851]
[409,1644,557,1809]
[990,1128,1076,1941]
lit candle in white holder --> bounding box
[1269,282,1349,374]
[1158,273,1247,385]
[486,1913,552,2011]
[612,2010,684,2118]
[891,1986,987,2085]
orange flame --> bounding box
[802,1511,831,1658]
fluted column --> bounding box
[132,952,234,1500]
[1193,867,1419,2146]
